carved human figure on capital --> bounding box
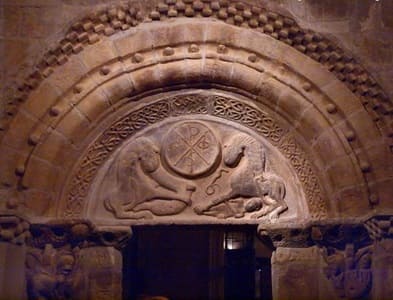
[26,245,85,300]
[194,133,288,220]
[100,137,195,219]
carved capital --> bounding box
[364,215,393,241]
[28,221,131,250]
[26,244,86,300]
[258,222,372,250]
[258,225,313,248]
[322,243,373,299]
[0,214,30,245]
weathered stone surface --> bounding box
[272,246,335,300]
[89,109,300,224]
[0,2,392,298]
[372,239,393,299]
[0,242,27,299]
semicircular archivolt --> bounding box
[1,0,391,141]
[0,18,388,221]
[60,92,327,220]
[0,32,381,219]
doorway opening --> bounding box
[122,225,273,300]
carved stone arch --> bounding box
[0,9,391,224]
[1,3,393,300]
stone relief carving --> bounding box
[322,244,373,299]
[162,122,221,178]
[28,222,131,250]
[0,214,30,245]
[66,94,325,219]
[97,121,289,221]
[101,137,196,219]
[26,244,85,300]
[194,133,287,220]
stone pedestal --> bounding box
[271,246,335,300]
[0,242,26,300]
[372,239,393,299]
[80,246,123,300]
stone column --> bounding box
[372,239,393,299]
[0,242,27,300]
[271,246,335,300]
[80,246,123,300]
[261,222,374,300]
[0,215,29,300]
[366,216,393,300]
[26,222,130,300]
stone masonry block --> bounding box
[77,88,111,122]
[312,127,348,160]
[33,128,75,167]
[48,56,89,94]
[326,153,362,190]
[0,144,22,187]
[99,73,134,106]
[113,28,154,57]
[157,61,188,87]
[130,66,163,93]
[276,82,310,120]
[23,80,62,119]
[55,107,91,145]
[347,109,382,149]
[295,105,332,143]
[21,155,58,190]
[80,40,119,71]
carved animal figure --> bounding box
[250,172,287,219]
[101,137,195,219]
[194,134,287,219]
[26,245,85,300]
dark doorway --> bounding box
[122,225,272,300]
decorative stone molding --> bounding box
[28,221,131,250]
[0,214,30,245]
[0,18,388,221]
[64,93,327,220]
[0,17,385,220]
[2,0,391,142]
[259,222,372,249]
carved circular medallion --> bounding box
[163,122,220,178]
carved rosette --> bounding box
[162,121,221,178]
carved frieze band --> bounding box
[3,1,390,141]
[64,94,327,219]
